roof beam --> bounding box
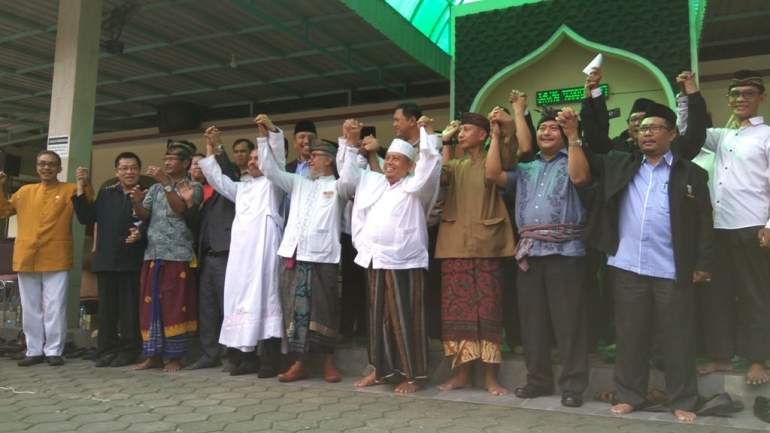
[230,0,404,97]
[704,9,770,23]
[700,34,770,48]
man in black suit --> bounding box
[566,103,714,422]
[185,127,240,371]
[285,120,316,176]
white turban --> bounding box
[386,138,415,160]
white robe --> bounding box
[199,130,286,351]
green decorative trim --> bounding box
[454,0,546,17]
[470,25,676,112]
[340,0,450,78]
[454,0,692,112]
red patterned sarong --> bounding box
[441,258,503,343]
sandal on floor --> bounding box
[593,390,615,403]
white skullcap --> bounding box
[386,138,415,160]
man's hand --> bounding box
[693,270,711,283]
[346,119,363,144]
[177,181,195,208]
[254,114,276,137]
[556,108,580,141]
[509,90,528,114]
[362,135,379,153]
[146,165,165,184]
[677,71,698,95]
[585,67,602,90]
[417,116,434,135]
[129,185,147,205]
[759,228,770,249]
[125,227,142,244]
[75,167,90,186]
[441,120,460,143]
[204,126,221,148]
[0,171,7,184]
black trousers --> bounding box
[502,259,522,349]
[425,224,442,340]
[339,233,366,338]
[612,268,698,412]
[517,255,589,394]
[699,227,770,362]
[585,248,614,350]
[197,252,228,364]
[96,271,141,361]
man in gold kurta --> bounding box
[0,151,93,367]
[435,112,517,396]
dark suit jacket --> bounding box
[582,148,714,283]
[183,153,238,257]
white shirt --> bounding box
[260,141,353,264]
[339,127,441,270]
[702,116,770,229]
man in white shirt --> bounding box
[681,70,770,385]
[259,128,353,383]
[339,117,441,393]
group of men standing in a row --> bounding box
[0,67,768,424]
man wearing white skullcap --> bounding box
[337,117,441,393]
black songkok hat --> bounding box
[294,120,317,136]
[729,70,765,93]
[166,139,195,159]
[642,103,677,127]
[309,139,337,157]
[630,98,654,114]
[460,112,490,134]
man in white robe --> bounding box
[198,114,285,378]
[338,117,441,393]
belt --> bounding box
[205,249,229,258]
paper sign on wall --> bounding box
[47,135,70,157]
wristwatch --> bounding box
[217,144,225,154]
[163,183,174,193]
[568,139,583,148]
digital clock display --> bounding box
[536,84,609,105]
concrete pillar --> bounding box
[47,0,103,327]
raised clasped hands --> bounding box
[556,107,579,138]
[254,114,276,137]
[75,166,90,186]
[676,71,698,96]
[204,126,221,148]
[441,120,460,143]
[509,89,528,113]
[417,115,434,135]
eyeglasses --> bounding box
[116,165,140,173]
[309,153,330,159]
[638,125,670,134]
[627,115,645,124]
[728,90,761,100]
[36,161,60,168]
[162,156,184,162]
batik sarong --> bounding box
[280,260,339,361]
[140,260,198,358]
[441,258,503,367]
[367,268,427,383]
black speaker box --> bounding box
[3,154,21,177]
[157,101,203,133]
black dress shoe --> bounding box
[185,359,219,370]
[754,396,770,423]
[561,393,583,408]
[230,359,260,376]
[697,393,743,417]
[111,354,138,368]
[514,384,551,399]
[257,366,278,379]
[17,355,46,367]
[95,354,116,368]
[47,356,64,366]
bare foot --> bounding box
[354,371,380,388]
[436,374,473,391]
[163,359,182,373]
[697,359,733,375]
[395,379,422,393]
[484,377,508,396]
[133,357,162,371]
[674,409,697,422]
[611,403,634,415]
[746,362,770,385]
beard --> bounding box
[308,165,326,180]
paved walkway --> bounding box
[0,358,767,433]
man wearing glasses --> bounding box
[72,152,146,368]
[0,150,93,367]
[569,103,714,421]
[131,142,203,373]
[680,70,770,386]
